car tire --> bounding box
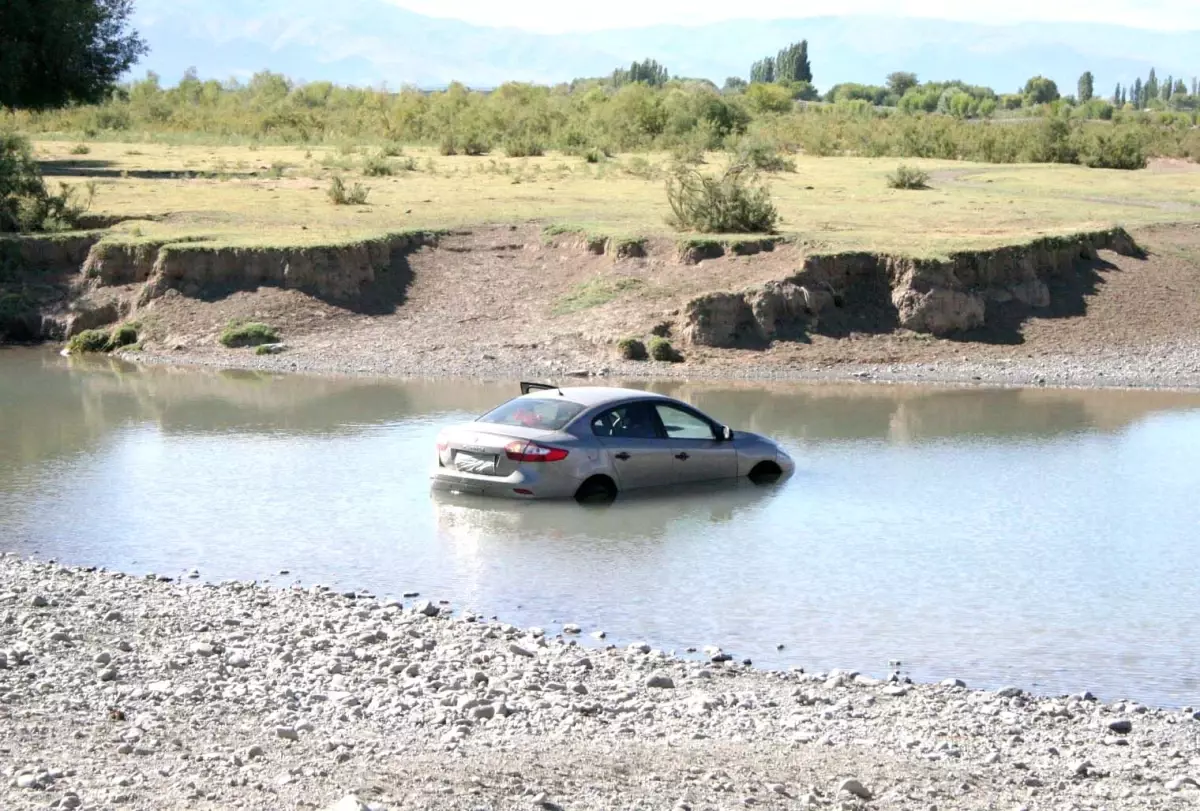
[748,461,783,485]
[574,476,617,505]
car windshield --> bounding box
[477,396,587,431]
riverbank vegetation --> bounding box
[6,63,1200,172]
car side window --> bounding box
[591,402,661,439]
[654,404,717,441]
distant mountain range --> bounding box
[129,0,1200,94]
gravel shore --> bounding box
[3,555,1199,811]
[124,336,1200,393]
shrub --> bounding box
[379,141,405,157]
[267,161,290,179]
[886,164,931,189]
[395,157,418,172]
[438,136,458,156]
[361,152,395,176]
[583,147,607,164]
[648,337,681,362]
[503,136,545,158]
[327,175,370,205]
[616,337,648,360]
[732,138,796,172]
[1076,129,1147,170]
[69,143,91,155]
[108,323,139,349]
[1,134,93,233]
[66,328,112,354]
[461,138,490,156]
[219,321,279,348]
[665,163,779,234]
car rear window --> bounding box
[477,397,587,431]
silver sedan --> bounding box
[430,383,794,503]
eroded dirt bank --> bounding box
[3,555,1200,811]
[4,223,1200,389]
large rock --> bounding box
[893,288,986,336]
[64,297,123,336]
[681,292,759,347]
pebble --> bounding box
[1108,718,1133,734]
[941,678,967,688]
[104,609,123,621]
[16,773,40,789]
[996,686,1023,698]
[1,554,1195,811]
[30,594,49,608]
[562,624,581,634]
[508,643,534,658]
[190,642,216,657]
[414,600,439,617]
[837,778,872,800]
[325,797,371,811]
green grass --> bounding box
[20,140,1200,258]
[553,277,644,315]
[616,337,648,360]
[63,322,139,354]
[218,321,279,348]
[648,336,681,363]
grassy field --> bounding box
[30,139,1200,257]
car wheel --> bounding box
[748,461,783,485]
[574,476,617,505]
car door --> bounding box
[652,402,738,484]
[589,401,676,490]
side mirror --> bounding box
[722,426,734,442]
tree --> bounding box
[1023,76,1060,105]
[1077,72,1094,103]
[612,59,668,88]
[1112,83,1122,105]
[774,41,812,84]
[1193,77,1199,96]
[886,72,919,97]
[750,58,775,85]
[1132,78,1143,108]
[0,0,147,109]
[1163,75,1173,101]
[722,77,748,94]
[1145,69,1158,105]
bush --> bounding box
[66,329,112,354]
[503,136,545,158]
[361,153,394,176]
[267,160,290,179]
[219,321,279,348]
[665,163,779,234]
[886,164,931,189]
[616,337,648,360]
[461,138,490,156]
[327,175,370,205]
[69,143,91,155]
[108,323,139,349]
[1,134,93,233]
[648,336,681,362]
[438,136,458,156]
[583,147,607,164]
[380,141,405,157]
[731,138,796,172]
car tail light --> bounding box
[504,440,569,463]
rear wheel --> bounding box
[574,476,618,505]
[748,461,783,485]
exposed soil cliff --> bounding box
[681,229,1144,347]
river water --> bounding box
[3,347,1200,706]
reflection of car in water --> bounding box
[432,476,785,543]
[430,382,795,503]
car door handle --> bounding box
[675,452,690,461]
[614,452,631,461]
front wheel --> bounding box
[748,461,783,485]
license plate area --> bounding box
[453,450,500,476]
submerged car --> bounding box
[430,383,794,503]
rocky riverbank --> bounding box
[3,555,1199,811]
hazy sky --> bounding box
[387,0,1200,33]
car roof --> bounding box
[521,386,675,408]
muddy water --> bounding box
[3,347,1200,706]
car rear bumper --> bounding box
[429,466,579,499]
